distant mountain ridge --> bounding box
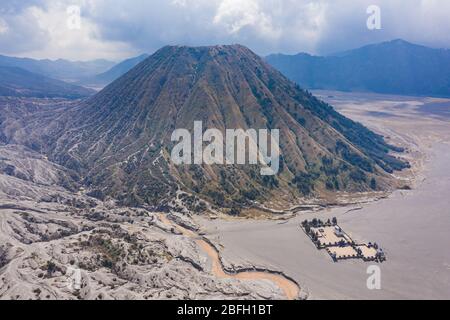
[0,55,115,82]
[0,66,95,99]
[266,39,450,97]
[82,54,150,87]
[0,53,151,89]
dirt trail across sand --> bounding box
[158,214,300,300]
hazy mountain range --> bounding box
[2,39,448,97]
[0,53,149,97]
[0,55,115,82]
[266,39,450,97]
[80,54,150,87]
[0,66,95,99]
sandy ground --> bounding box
[196,91,450,300]
[158,214,300,300]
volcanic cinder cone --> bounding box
[25,45,408,210]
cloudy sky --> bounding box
[1,0,449,61]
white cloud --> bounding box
[22,2,135,60]
[213,0,278,38]
[0,0,135,60]
[0,5,49,54]
[0,18,8,34]
[1,0,450,59]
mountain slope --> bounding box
[0,55,115,82]
[0,66,95,99]
[5,45,408,211]
[83,54,150,87]
[266,39,450,97]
